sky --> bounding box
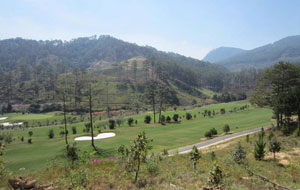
[1,0,300,59]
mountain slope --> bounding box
[203,47,245,63]
[0,35,230,107]
[216,35,300,70]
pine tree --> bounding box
[254,132,266,160]
[190,146,201,170]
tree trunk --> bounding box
[135,159,140,183]
[273,152,276,161]
[276,113,280,128]
[63,94,68,145]
[159,101,162,123]
[297,107,300,123]
[89,85,96,151]
[152,98,156,123]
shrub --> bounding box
[108,119,116,129]
[144,115,152,124]
[28,131,33,138]
[160,115,166,123]
[209,163,223,185]
[116,117,124,127]
[166,116,171,123]
[269,137,281,161]
[127,118,134,126]
[60,131,65,137]
[220,108,225,115]
[66,143,79,165]
[72,127,77,134]
[210,128,218,136]
[118,144,129,159]
[246,134,250,143]
[173,114,179,122]
[223,124,230,134]
[21,136,24,142]
[28,139,32,144]
[84,123,91,133]
[296,124,300,137]
[48,129,54,139]
[0,133,13,144]
[281,123,290,136]
[186,113,192,120]
[205,131,212,138]
[162,149,169,156]
[268,131,274,140]
[232,142,246,165]
[146,158,160,176]
[210,151,216,160]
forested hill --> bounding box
[202,47,245,63]
[0,35,258,111]
[0,35,218,72]
[215,35,300,70]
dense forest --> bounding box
[0,36,261,113]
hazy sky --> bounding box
[1,0,300,59]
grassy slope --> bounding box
[3,102,273,173]
[3,127,299,190]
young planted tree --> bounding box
[128,118,134,127]
[48,129,54,139]
[66,143,79,165]
[186,113,192,120]
[108,119,116,129]
[223,124,230,134]
[126,132,153,183]
[28,131,33,143]
[144,115,152,124]
[269,137,281,161]
[232,142,246,165]
[173,114,179,123]
[190,146,201,170]
[209,162,223,186]
[254,132,266,160]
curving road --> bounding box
[168,125,272,155]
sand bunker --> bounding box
[0,122,23,127]
[0,117,8,121]
[74,133,116,141]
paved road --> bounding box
[168,125,272,155]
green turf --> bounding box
[2,101,273,173]
[3,112,57,121]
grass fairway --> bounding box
[3,112,57,121]
[2,101,273,173]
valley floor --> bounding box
[2,102,273,173]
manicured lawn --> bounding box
[2,112,57,121]
[2,101,273,173]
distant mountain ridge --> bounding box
[208,35,300,71]
[202,47,245,63]
[0,35,220,72]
